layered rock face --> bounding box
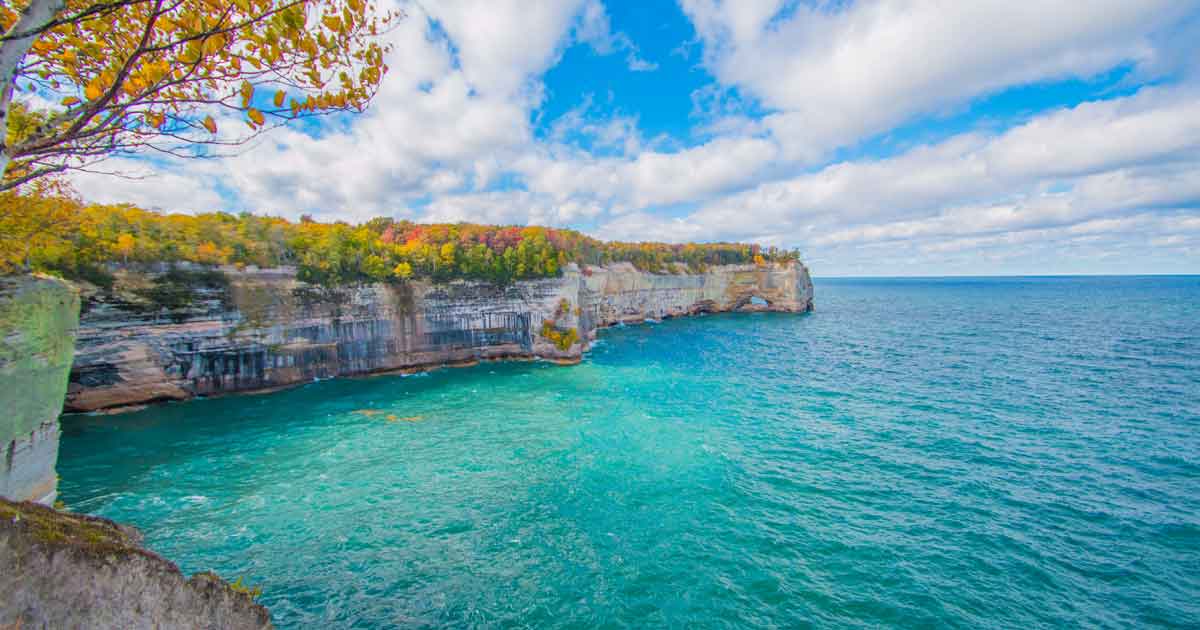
[0,275,79,504]
[0,497,272,629]
[67,261,812,412]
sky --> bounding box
[69,0,1200,276]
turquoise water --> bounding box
[59,277,1200,628]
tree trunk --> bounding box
[0,0,66,182]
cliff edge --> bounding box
[0,275,79,504]
[66,261,813,412]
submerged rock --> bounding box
[0,497,272,629]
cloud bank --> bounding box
[67,0,1200,275]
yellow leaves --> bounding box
[87,18,111,36]
[31,40,55,55]
[247,108,265,127]
[301,37,319,58]
[115,233,136,258]
[202,34,225,56]
[7,0,396,189]
[180,41,203,65]
[124,77,145,96]
[239,81,254,108]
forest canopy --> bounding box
[0,192,802,287]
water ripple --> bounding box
[58,276,1200,628]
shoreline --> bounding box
[62,309,807,417]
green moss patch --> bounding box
[0,498,140,558]
[0,275,80,443]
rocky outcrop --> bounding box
[66,261,813,412]
[0,497,272,629]
[0,275,79,504]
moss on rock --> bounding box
[0,497,273,628]
[0,275,79,445]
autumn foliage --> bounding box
[1,0,398,189]
[0,193,803,285]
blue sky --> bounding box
[69,1,1200,276]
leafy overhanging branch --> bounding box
[1,0,400,191]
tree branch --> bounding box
[0,0,151,42]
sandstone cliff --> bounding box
[67,261,813,412]
[0,497,272,629]
[0,275,79,504]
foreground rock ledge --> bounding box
[0,498,272,629]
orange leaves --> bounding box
[247,108,265,127]
[201,34,225,56]
[239,81,254,108]
[5,0,401,191]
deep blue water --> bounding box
[59,276,1200,628]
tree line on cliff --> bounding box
[0,192,802,286]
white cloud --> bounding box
[680,0,1194,161]
[576,0,659,72]
[69,159,226,214]
[514,133,779,211]
[56,1,1200,275]
[421,189,604,225]
[421,0,588,99]
[669,85,1200,239]
[593,83,1200,273]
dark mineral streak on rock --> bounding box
[65,261,813,412]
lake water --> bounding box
[59,276,1200,628]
